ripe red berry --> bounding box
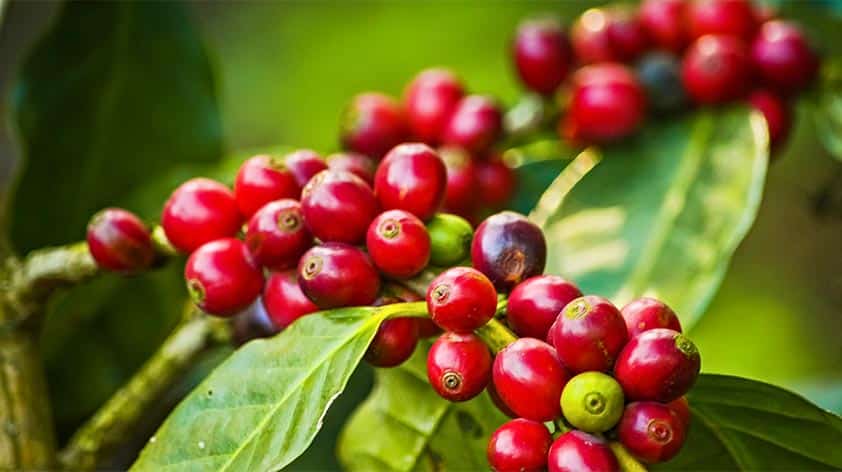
[686,0,756,41]
[472,211,547,292]
[298,242,380,308]
[492,338,569,422]
[748,89,792,149]
[284,149,328,189]
[667,396,692,427]
[507,275,582,341]
[404,68,465,144]
[86,208,155,273]
[442,95,503,154]
[681,34,751,104]
[614,328,701,402]
[327,152,377,185]
[427,332,491,402]
[487,419,552,472]
[639,0,688,53]
[439,146,479,217]
[550,296,629,373]
[162,178,242,254]
[476,157,516,210]
[262,270,318,330]
[487,381,517,418]
[427,267,497,333]
[184,238,265,317]
[234,154,299,218]
[340,92,408,159]
[618,401,688,463]
[245,199,312,271]
[301,170,379,244]
[547,431,619,472]
[365,317,419,368]
[750,20,819,94]
[366,210,431,278]
[621,297,682,338]
[374,143,447,221]
[513,17,571,95]
[562,63,646,143]
[571,7,649,64]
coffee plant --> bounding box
[1,1,841,470]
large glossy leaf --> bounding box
[534,108,769,329]
[661,374,842,470]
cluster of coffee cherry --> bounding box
[513,0,821,150]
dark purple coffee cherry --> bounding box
[471,211,546,292]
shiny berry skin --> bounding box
[492,338,569,422]
[750,20,819,94]
[439,146,478,217]
[416,318,443,339]
[427,332,491,402]
[686,0,756,41]
[427,267,497,333]
[301,170,379,244]
[571,7,649,64]
[161,178,242,253]
[341,92,408,159]
[667,396,692,427]
[245,199,312,271]
[636,52,687,114]
[506,275,582,340]
[681,35,751,104]
[86,208,155,273]
[748,89,791,149]
[563,63,646,143]
[487,419,552,472]
[560,372,625,433]
[234,154,299,218]
[639,0,688,53]
[366,210,431,278]
[472,211,547,292]
[374,143,447,221]
[550,296,629,373]
[426,213,473,267]
[327,152,376,185]
[442,95,503,154]
[621,297,683,338]
[614,328,701,402]
[618,401,688,463]
[184,238,265,317]
[298,243,380,308]
[404,68,465,144]
[476,157,516,210]
[513,17,571,95]
[547,431,619,472]
[365,317,419,368]
[262,270,318,330]
[284,149,328,189]
[487,381,517,418]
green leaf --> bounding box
[131,303,423,471]
[811,60,842,162]
[338,345,508,472]
[507,139,579,214]
[661,374,842,470]
[534,107,769,330]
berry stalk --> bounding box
[474,301,517,354]
[609,441,649,472]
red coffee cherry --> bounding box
[748,89,792,149]
[487,419,552,472]
[639,0,688,53]
[427,267,497,333]
[301,170,379,244]
[427,332,492,402]
[667,396,692,427]
[374,143,447,221]
[562,63,646,143]
[404,68,465,145]
[365,317,419,368]
[87,208,155,273]
[340,92,408,159]
[416,318,443,339]
[614,328,701,402]
[547,431,619,472]
[442,95,503,154]
[621,297,682,338]
[487,381,517,418]
[476,157,516,210]
[472,211,547,292]
[245,199,312,271]
[234,154,299,218]
[162,178,242,253]
[439,146,479,217]
[750,20,819,94]
[184,238,265,317]
[492,338,569,422]
[297,242,380,308]
[686,0,757,41]
[550,296,629,373]
[513,17,571,95]
[507,275,582,341]
[284,149,328,189]
[571,6,649,64]
[262,270,318,330]
[681,34,751,104]
[366,209,431,278]
[618,401,688,463]
[326,152,377,185]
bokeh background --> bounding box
[0,1,840,469]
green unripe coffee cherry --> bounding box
[426,213,473,266]
[561,371,624,433]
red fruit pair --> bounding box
[87,208,155,273]
[404,68,465,144]
[234,151,327,218]
[571,6,649,64]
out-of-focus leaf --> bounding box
[792,379,842,415]
[811,60,842,162]
[507,139,579,214]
